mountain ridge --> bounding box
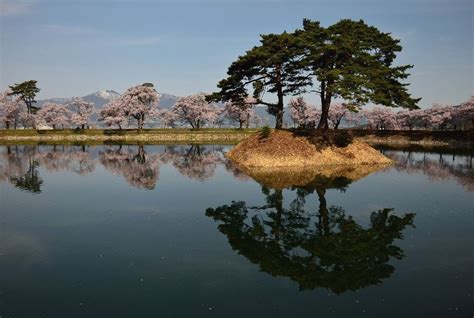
[37,90,180,109]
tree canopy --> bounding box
[299,19,420,128]
[212,19,420,129]
[211,32,309,129]
[8,80,41,114]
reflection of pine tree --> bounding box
[10,158,42,194]
[206,183,415,294]
[1,145,100,193]
[2,145,43,194]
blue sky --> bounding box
[0,0,472,107]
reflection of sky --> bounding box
[0,145,472,316]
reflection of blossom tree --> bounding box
[99,145,160,190]
[223,160,251,181]
[0,145,43,193]
[384,151,473,191]
[0,145,98,193]
[33,145,96,176]
[206,177,415,294]
[160,145,224,181]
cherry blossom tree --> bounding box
[328,103,351,129]
[223,96,256,129]
[120,84,160,130]
[288,97,319,128]
[157,109,179,128]
[99,100,128,129]
[35,102,71,130]
[67,98,96,129]
[395,109,425,130]
[0,90,29,129]
[171,93,220,129]
[427,104,453,131]
[364,107,398,130]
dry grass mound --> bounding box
[227,129,393,169]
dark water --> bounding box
[0,144,472,318]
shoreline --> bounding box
[0,129,472,149]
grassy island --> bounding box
[227,130,393,170]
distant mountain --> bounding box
[37,90,179,109]
[159,93,179,109]
[82,90,121,107]
[37,90,121,108]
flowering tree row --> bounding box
[288,96,474,130]
[363,96,474,130]
[100,91,262,130]
[0,90,96,130]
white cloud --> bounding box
[0,0,36,16]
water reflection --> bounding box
[206,169,415,293]
[159,145,225,181]
[0,145,244,192]
[383,150,474,191]
[99,145,161,190]
[0,146,43,193]
[0,145,472,194]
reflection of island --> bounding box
[383,150,473,191]
[99,145,160,190]
[206,170,415,294]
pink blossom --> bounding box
[363,107,398,130]
[0,90,30,129]
[288,97,319,128]
[172,93,220,129]
[328,103,350,129]
[426,104,453,130]
[395,109,425,130]
[68,98,96,129]
[120,84,160,130]
[223,98,256,128]
[157,109,179,128]
[99,100,129,129]
[35,102,72,129]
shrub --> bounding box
[260,126,271,138]
[333,130,353,147]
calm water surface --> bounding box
[0,144,472,318]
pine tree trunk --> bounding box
[275,65,284,130]
[317,82,331,130]
[317,101,330,129]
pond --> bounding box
[0,144,472,317]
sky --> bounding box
[0,0,472,107]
